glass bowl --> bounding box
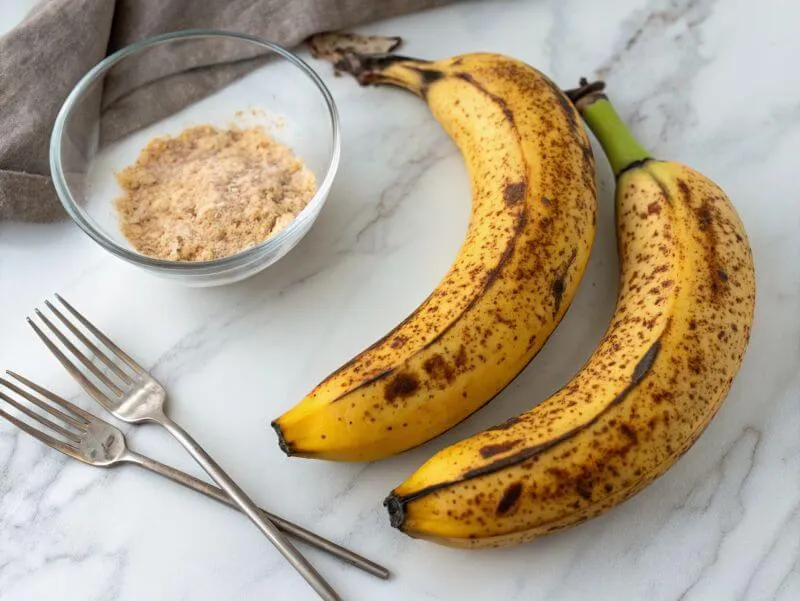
[50,30,340,287]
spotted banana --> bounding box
[272,54,597,461]
[384,87,756,547]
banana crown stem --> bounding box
[579,97,652,177]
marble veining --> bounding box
[1,0,799,600]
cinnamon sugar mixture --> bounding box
[115,125,316,261]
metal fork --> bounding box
[0,372,388,580]
[28,295,342,601]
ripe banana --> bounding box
[384,88,756,547]
[272,54,597,461]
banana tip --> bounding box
[383,493,406,529]
[270,420,294,456]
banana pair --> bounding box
[272,54,755,547]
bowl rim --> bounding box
[50,29,341,272]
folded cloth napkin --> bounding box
[0,0,452,223]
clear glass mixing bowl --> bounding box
[50,30,340,286]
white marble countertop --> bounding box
[1,1,798,600]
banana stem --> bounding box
[334,53,432,95]
[578,97,652,177]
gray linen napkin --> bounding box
[0,0,452,223]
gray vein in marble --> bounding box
[0,428,21,493]
[597,0,720,145]
[5,454,109,530]
[2,545,89,592]
[63,547,129,601]
[690,101,800,173]
[350,137,454,255]
[307,464,375,525]
[146,265,332,390]
[675,427,759,600]
[739,505,800,601]
[329,502,385,552]
[233,554,288,599]
[597,0,714,78]
[4,451,70,526]
[532,519,607,600]
[542,0,569,76]
[774,549,800,601]
[60,255,110,291]
[1,430,113,563]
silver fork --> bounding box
[0,372,388,579]
[28,295,342,601]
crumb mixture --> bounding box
[115,124,316,261]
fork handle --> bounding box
[157,415,342,601]
[123,450,388,579]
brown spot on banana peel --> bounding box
[575,480,593,501]
[496,482,523,515]
[423,354,455,383]
[386,334,664,519]
[384,371,421,403]
[503,181,527,206]
[552,249,578,318]
[479,439,523,459]
[619,423,638,444]
[552,279,565,315]
[454,345,468,368]
[677,179,692,201]
[390,335,409,349]
[692,195,729,303]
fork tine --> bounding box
[55,295,145,375]
[0,406,82,459]
[28,318,118,411]
[0,376,87,430]
[5,371,93,424]
[33,310,124,397]
[0,389,82,443]
[45,300,132,385]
